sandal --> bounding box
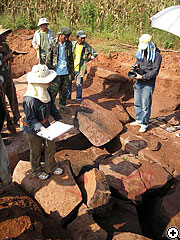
[53,167,63,175]
[38,172,49,180]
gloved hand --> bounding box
[40,126,46,131]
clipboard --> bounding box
[37,121,74,140]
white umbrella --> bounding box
[150,5,180,37]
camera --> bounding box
[128,71,137,79]
[128,65,145,79]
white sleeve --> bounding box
[32,31,39,48]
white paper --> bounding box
[37,121,74,140]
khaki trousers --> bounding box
[25,133,57,176]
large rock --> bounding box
[99,154,143,201]
[83,168,113,217]
[113,232,151,240]
[0,216,32,239]
[151,76,180,118]
[74,99,123,146]
[93,197,142,238]
[90,66,127,98]
[90,66,127,83]
[120,125,180,174]
[125,76,180,119]
[55,136,109,176]
[12,160,82,221]
[161,179,180,237]
[112,104,131,124]
[0,183,69,240]
[143,178,180,239]
[67,204,107,240]
[99,154,172,201]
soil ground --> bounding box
[1,30,180,239]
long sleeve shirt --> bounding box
[22,93,62,135]
[135,49,162,86]
[32,29,55,50]
[46,38,74,74]
[72,41,97,77]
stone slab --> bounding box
[12,160,82,221]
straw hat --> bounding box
[26,64,57,84]
[37,18,49,26]
[0,25,12,36]
[138,34,152,50]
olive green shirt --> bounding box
[40,31,49,58]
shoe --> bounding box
[139,126,147,133]
[53,167,63,175]
[130,121,141,126]
[38,172,49,180]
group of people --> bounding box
[32,18,98,113]
[0,17,162,185]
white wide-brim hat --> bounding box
[37,18,49,26]
[27,64,57,84]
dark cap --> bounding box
[58,27,72,36]
[76,30,86,38]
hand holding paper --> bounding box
[37,121,74,140]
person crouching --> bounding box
[22,64,63,180]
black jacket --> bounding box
[22,91,62,135]
[136,48,162,86]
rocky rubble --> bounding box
[11,106,180,239]
[0,183,69,240]
[3,76,180,239]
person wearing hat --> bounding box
[32,18,55,64]
[0,75,12,186]
[0,25,21,125]
[22,64,63,180]
[67,30,97,102]
[130,34,162,133]
[45,27,74,113]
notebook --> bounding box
[37,121,74,140]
